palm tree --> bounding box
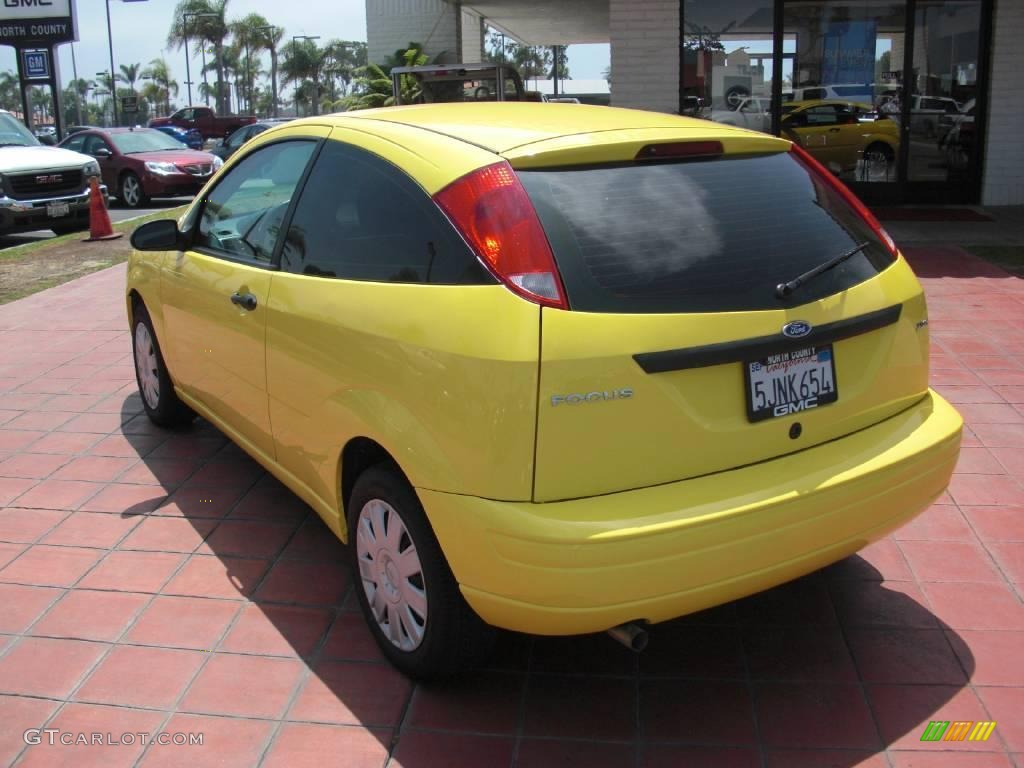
[141,57,178,116]
[228,13,272,115]
[258,24,284,117]
[95,72,115,93]
[344,63,393,110]
[168,0,231,114]
[0,71,21,112]
[118,62,142,94]
[321,40,367,100]
[345,44,426,111]
[280,38,336,116]
[65,78,94,125]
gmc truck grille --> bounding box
[7,168,84,200]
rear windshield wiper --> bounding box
[776,241,870,299]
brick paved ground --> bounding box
[0,247,1022,768]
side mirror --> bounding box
[92,147,112,158]
[131,219,181,251]
[38,134,57,146]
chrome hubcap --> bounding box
[355,498,427,651]
[134,323,160,410]
[123,177,140,206]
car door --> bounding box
[782,105,844,169]
[83,134,118,189]
[221,125,251,158]
[264,130,527,513]
[160,132,324,459]
[61,133,87,154]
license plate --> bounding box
[46,201,70,218]
[745,345,838,422]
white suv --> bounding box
[0,110,108,236]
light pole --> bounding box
[104,2,118,125]
[182,11,217,107]
[292,36,320,116]
[103,0,149,127]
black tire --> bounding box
[120,172,150,209]
[131,303,194,428]
[864,141,895,163]
[347,464,495,680]
[724,85,750,110]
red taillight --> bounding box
[788,142,898,259]
[434,161,567,309]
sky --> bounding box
[0,0,610,108]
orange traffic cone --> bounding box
[83,177,122,242]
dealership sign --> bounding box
[0,0,77,45]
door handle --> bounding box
[230,292,257,311]
[828,127,841,132]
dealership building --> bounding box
[367,0,1020,206]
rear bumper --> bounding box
[419,389,962,635]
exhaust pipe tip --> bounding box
[606,622,649,653]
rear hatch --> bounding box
[507,134,930,502]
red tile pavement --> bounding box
[0,251,1022,766]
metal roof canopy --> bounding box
[464,0,609,45]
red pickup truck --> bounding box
[148,107,255,140]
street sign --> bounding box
[0,0,78,45]
[22,49,49,80]
[121,96,139,113]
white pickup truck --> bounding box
[0,110,108,236]
[710,97,772,133]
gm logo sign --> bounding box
[23,50,49,80]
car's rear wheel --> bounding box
[864,142,895,165]
[348,464,494,680]
[132,303,194,428]
[120,172,150,209]
[724,85,750,109]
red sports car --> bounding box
[58,127,223,208]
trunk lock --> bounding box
[789,422,803,440]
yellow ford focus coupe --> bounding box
[127,103,961,679]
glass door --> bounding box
[780,1,907,202]
[904,0,985,202]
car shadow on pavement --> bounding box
[107,397,978,767]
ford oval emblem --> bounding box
[782,320,813,339]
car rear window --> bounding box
[517,151,894,314]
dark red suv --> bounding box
[58,127,222,208]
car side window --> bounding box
[193,140,316,264]
[63,134,85,152]
[804,106,839,126]
[83,135,110,155]
[226,126,249,148]
[280,141,491,284]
